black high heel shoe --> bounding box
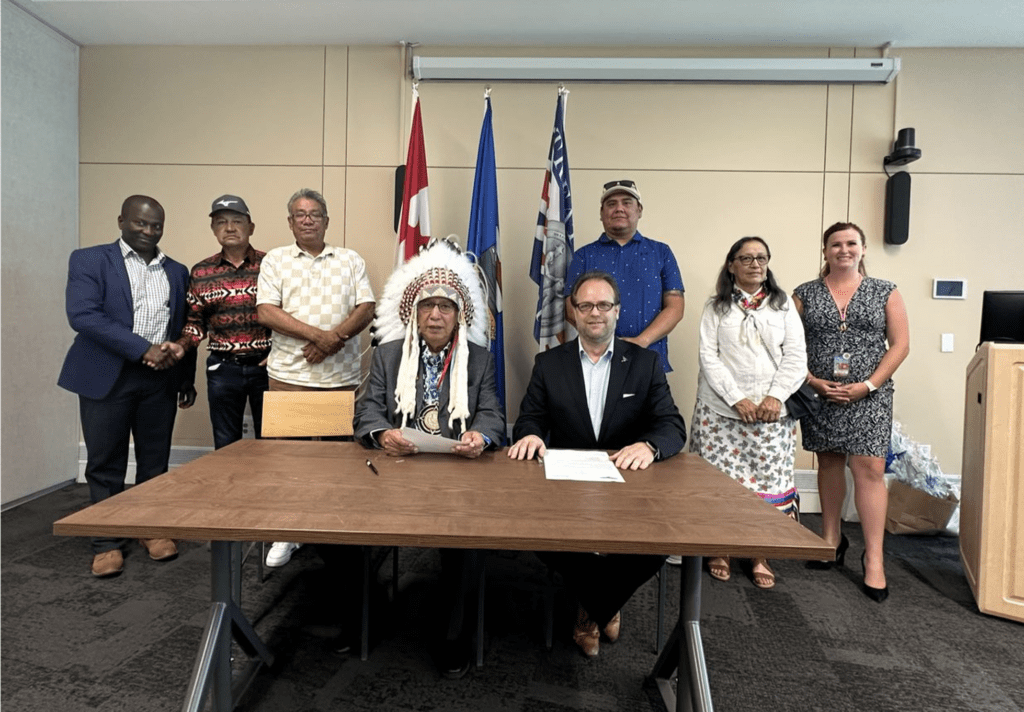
[860,552,889,602]
[806,533,849,570]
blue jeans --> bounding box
[206,353,269,449]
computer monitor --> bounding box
[979,291,1024,347]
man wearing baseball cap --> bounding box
[176,194,271,449]
[563,180,684,372]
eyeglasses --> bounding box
[573,301,617,313]
[603,180,636,191]
[733,255,770,266]
[417,300,457,315]
[290,211,325,223]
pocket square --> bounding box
[623,393,636,399]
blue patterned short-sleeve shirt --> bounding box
[564,231,683,372]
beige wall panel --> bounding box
[849,48,897,175]
[323,46,350,167]
[81,46,327,166]
[418,83,568,170]
[825,84,854,173]
[336,166,394,298]
[895,49,1024,175]
[850,172,1024,471]
[564,84,827,172]
[346,46,408,168]
[822,171,851,230]
[79,164,325,447]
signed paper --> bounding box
[400,427,461,454]
[542,449,625,482]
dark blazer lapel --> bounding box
[161,256,184,329]
[438,362,456,438]
[561,339,596,444]
[108,241,134,316]
[598,338,629,442]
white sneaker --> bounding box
[666,555,683,566]
[266,542,301,567]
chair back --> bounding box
[261,390,354,438]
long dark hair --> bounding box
[712,237,787,315]
[820,222,867,278]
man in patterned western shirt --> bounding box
[564,180,684,372]
[176,195,272,450]
[256,188,376,567]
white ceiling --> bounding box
[14,0,1024,49]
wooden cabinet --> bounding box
[960,343,1024,623]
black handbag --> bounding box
[755,324,822,420]
[784,380,822,420]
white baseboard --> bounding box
[76,444,213,484]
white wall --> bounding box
[1,0,80,504]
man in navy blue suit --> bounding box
[508,270,686,658]
[59,195,196,577]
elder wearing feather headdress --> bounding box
[354,237,504,458]
[353,238,504,678]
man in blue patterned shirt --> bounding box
[564,180,684,372]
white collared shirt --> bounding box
[119,238,170,344]
[579,340,614,439]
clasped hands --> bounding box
[302,329,346,364]
[142,341,184,370]
[810,379,870,405]
[380,429,488,459]
[507,435,656,470]
[733,396,782,424]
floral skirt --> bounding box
[689,399,798,515]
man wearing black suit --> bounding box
[509,270,686,657]
[58,195,196,577]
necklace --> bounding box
[825,275,861,332]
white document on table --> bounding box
[400,427,460,454]
[542,449,625,482]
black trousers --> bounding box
[537,551,667,628]
[317,545,483,645]
[79,361,179,554]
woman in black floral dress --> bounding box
[793,223,909,601]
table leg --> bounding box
[182,542,275,712]
[648,555,713,712]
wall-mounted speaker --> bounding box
[884,172,911,245]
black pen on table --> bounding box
[365,459,379,476]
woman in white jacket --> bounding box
[690,237,807,588]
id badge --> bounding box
[833,353,851,379]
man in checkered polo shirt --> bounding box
[256,188,376,567]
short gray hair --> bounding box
[287,188,328,217]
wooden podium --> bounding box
[960,342,1024,623]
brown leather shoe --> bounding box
[602,611,621,643]
[573,605,599,658]
[92,549,124,577]
[139,538,178,561]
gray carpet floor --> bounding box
[3,483,1022,712]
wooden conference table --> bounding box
[54,440,832,712]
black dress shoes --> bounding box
[438,640,471,680]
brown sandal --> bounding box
[751,558,776,589]
[707,556,731,581]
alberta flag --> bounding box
[466,95,506,423]
[530,91,575,350]
[397,91,431,265]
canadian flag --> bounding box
[396,95,431,265]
